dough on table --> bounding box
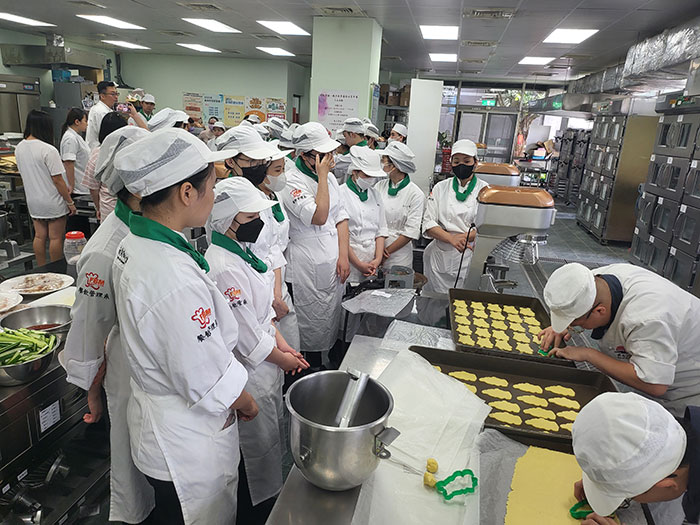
[561,422,573,432]
[525,418,559,432]
[489,412,522,426]
[473,318,490,328]
[456,325,472,335]
[423,472,437,487]
[524,407,556,420]
[473,309,488,319]
[495,340,513,352]
[507,314,523,323]
[517,394,548,407]
[519,307,536,317]
[490,312,506,321]
[487,303,501,311]
[465,383,477,394]
[516,343,534,354]
[433,365,442,372]
[489,400,520,413]
[458,335,476,346]
[454,315,470,325]
[471,301,486,310]
[510,323,526,333]
[453,299,467,308]
[426,458,438,473]
[454,307,469,317]
[513,382,543,394]
[477,337,494,349]
[482,388,512,400]
[545,385,576,397]
[503,305,518,314]
[557,410,578,422]
[492,320,508,331]
[522,317,540,326]
[528,325,542,335]
[475,327,491,338]
[513,332,530,344]
[550,397,580,410]
[448,370,477,382]
[492,330,509,341]
[479,376,509,387]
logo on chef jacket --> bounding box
[290,188,307,205]
[224,287,241,302]
[290,188,302,198]
[85,272,105,290]
[191,307,212,329]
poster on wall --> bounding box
[265,97,287,120]
[183,92,203,119]
[224,95,245,127]
[245,96,266,122]
[317,91,360,131]
[370,84,380,126]
[202,93,224,121]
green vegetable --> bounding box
[0,328,56,366]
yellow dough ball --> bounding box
[423,472,437,488]
[426,458,439,473]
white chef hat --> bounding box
[364,123,380,140]
[114,128,233,197]
[334,128,347,145]
[215,124,289,159]
[383,141,417,174]
[292,122,340,154]
[451,139,478,158]
[391,123,408,138]
[95,126,151,195]
[265,117,289,139]
[253,123,270,140]
[208,177,275,235]
[278,127,295,149]
[543,262,597,333]
[245,114,261,124]
[148,108,189,132]
[341,117,366,135]
[142,94,156,104]
[212,121,226,131]
[348,145,386,178]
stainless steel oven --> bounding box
[630,228,651,267]
[664,247,699,292]
[590,201,608,238]
[682,160,700,209]
[591,116,611,146]
[597,175,614,207]
[607,116,626,148]
[635,190,657,235]
[646,236,670,275]
[576,196,594,227]
[645,154,690,200]
[601,147,620,178]
[649,196,680,243]
[671,203,700,257]
[585,144,606,173]
[653,113,700,158]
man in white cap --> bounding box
[147,107,189,132]
[570,392,698,525]
[281,122,350,368]
[540,262,700,417]
[140,94,156,121]
[390,123,408,143]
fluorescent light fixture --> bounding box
[543,28,598,44]
[102,40,150,50]
[182,18,240,33]
[420,25,458,40]
[177,43,221,53]
[519,56,555,65]
[257,20,309,36]
[76,15,145,30]
[257,47,295,56]
[0,12,55,27]
[429,53,458,62]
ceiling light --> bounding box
[177,43,221,53]
[257,20,309,36]
[420,25,458,40]
[0,12,55,26]
[257,47,295,56]
[76,15,145,30]
[102,40,150,50]
[543,28,598,44]
[429,53,458,62]
[182,18,240,33]
[519,56,555,65]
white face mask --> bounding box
[387,138,397,144]
[266,172,287,192]
[356,176,377,190]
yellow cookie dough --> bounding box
[490,312,506,321]
[449,370,477,382]
[495,340,513,352]
[510,323,526,333]
[516,343,534,354]
[479,376,509,387]
[517,395,548,407]
[528,325,542,336]
[483,388,512,400]
[561,422,573,432]
[489,400,520,413]
[475,327,491,338]
[522,317,539,326]
[465,383,477,394]
[513,332,530,344]
[473,309,488,319]
[456,325,472,335]
[525,418,559,432]
[492,330,509,341]
[524,407,556,420]
[545,385,576,397]
[507,314,523,323]
[477,337,494,349]
[487,303,501,311]
[550,397,580,410]
[471,301,486,310]
[423,472,437,487]
[519,307,535,317]
[513,383,543,394]
[453,300,467,308]
[433,365,442,372]
[454,315,470,325]
[503,305,518,314]
[489,412,522,426]
[492,320,508,331]
[454,307,469,317]
[426,458,438,473]
[473,318,490,328]
[458,335,476,346]
[557,410,578,422]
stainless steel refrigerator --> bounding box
[0,74,40,134]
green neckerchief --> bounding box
[388,175,410,197]
[138,109,152,121]
[270,194,285,223]
[452,175,478,202]
[295,156,317,182]
[114,199,132,226]
[130,213,209,272]
[211,231,267,273]
[346,177,368,202]
[357,140,368,147]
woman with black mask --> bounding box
[422,139,488,293]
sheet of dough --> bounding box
[504,446,582,524]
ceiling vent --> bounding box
[68,0,106,8]
[464,8,516,19]
[160,30,197,38]
[463,40,498,47]
[220,49,242,55]
[250,33,286,41]
[177,2,222,12]
[461,58,487,64]
[546,64,572,70]
[562,54,591,61]
[317,6,366,17]
[460,70,482,75]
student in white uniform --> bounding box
[375,141,425,270]
[422,139,488,293]
[281,122,351,367]
[253,123,270,141]
[339,146,388,282]
[389,123,408,144]
[264,117,289,140]
[363,122,381,150]
[539,262,700,417]
[334,117,367,184]
[112,128,258,525]
[60,108,90,195]
[207,121,226,151]
[61,126,155,524]
[147,108,189,132]
[205,178,307,524]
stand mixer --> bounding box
[464,186,556,292]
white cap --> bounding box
[278,127,295,149]
[364,123,380,140]
[543,263,596,333]
[451,139,478,158]
[142,94,156,104]
[348,145,386,178]
[208,177,275,234]
[212,121,226,131]
[341,117,365,135]
[391,123,408,137]
[215,124,286,159]
[245,114,261,124]
[253,123,270,140]
[334,128,347,145]
[573,392,687,517]
[95,127,150,195]
[292,122,340,154]
[114,128,232,197]
[265,117,288,139]
[383,141,416,174]
[148,108,188,132]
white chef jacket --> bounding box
[251,191,290,274]
[592,263,700,416]
[86,100,113,150]
[14,139,69,219]
[375,177,425,269]
[60,127,91,195]
[333,152,352,184]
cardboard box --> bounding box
[399,86,410,107]
[380,83,390,95]
[387,94,400,106]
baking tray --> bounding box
[409,346,616,453]
[447,288,573,367]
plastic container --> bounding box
[64,231,86,278]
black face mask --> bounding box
[233,217,265,243]
[453,164,475,180]
[240,163,268,186]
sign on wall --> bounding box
[224,95,245,127]
[183,92,203,118]
[202,93,224,121]
[183,92,287,126]
[266,97,287,120]
[317,90,360,132]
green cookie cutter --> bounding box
[435,468,478,501]
[569,499,593,519]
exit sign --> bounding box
[481,99,496,107]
